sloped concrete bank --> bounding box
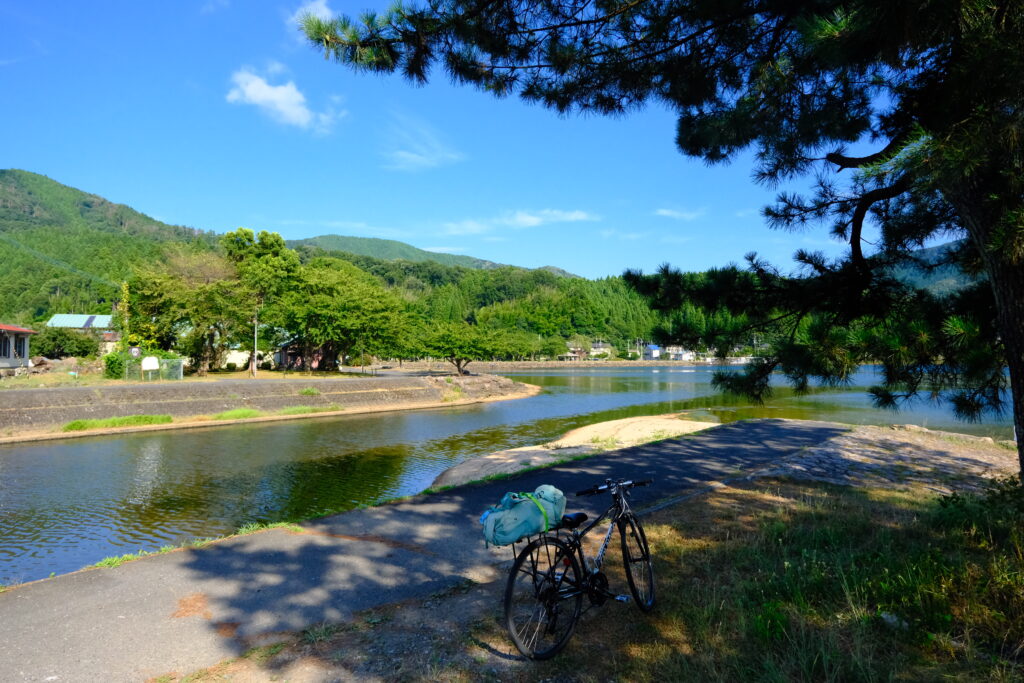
[0,374,537,442]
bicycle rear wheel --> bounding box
[619,514,655,612]
[504,535,583,660]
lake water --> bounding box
[0,365,1013,584]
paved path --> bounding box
[0,419,847,682]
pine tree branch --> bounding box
[850,176,912,270]
[824,131,912,171]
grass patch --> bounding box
[275,405,341,416]
[503,476,1024,681]
[298,386,321,396]
[235,521,304,535]
[303,622,342,644]
[212,408,264,420]
[91,545,176,569]
[62,414,173,432]
[442,385,465,402]
[242,642,288,665]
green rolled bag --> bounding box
[479,484,567,546]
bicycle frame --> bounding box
[569,489,630,573]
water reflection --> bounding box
[0,365,1013,583]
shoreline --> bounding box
[0,376,541,446]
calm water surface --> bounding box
[0,366,1013,583]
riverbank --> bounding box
[0,374,540,445]
[138,420,1020,682]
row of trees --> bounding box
[120,229,662,375]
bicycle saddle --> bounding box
[559,512,588,529]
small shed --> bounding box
[642,344,662,360]
[0,324,37,369]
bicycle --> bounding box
[503,478,656,660]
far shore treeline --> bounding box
[0,170,672,373]
[0,168,970,378]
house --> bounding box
[589,341,614,358]
[46,314,120,354]
[0,324,37,370]
[664,345,696,361]
[642,344,662,360]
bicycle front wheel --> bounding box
[504,535,583,660]
[619,514,655,612]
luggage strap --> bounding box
[521,492,549,532]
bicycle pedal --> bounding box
[615,595,631,603]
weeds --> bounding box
[212,408,263,420]
[303,622,341,644]
[62,414,173,432]
[298,387,321,396]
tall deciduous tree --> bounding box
[279,258,405,369]
[302,2,1024,474]
[221,228,300,376]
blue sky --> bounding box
[0,1,855,279]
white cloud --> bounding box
[383,112,464,171]
[660,235,693,244]
[442,208,598,235]
[655,208,706,221]
[423,246,467,254]
[266,60,288,76]
[735,208,760,218]
[226,66,344,134]
[496,209,598,228]
[289,0,334,28]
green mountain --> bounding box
[287,234,502,269]
[889,240,978,295]
[0,169,217,322]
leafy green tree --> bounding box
[221,228,300,376]
[279,258,405,369]
[30,326,99,359]
[303,2,1024,474]
[423,321,493,374]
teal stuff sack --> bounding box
[480,484,567,546]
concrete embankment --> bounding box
[0,374,537,442]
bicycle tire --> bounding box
[504,535,583,660]
[619,514,655,612]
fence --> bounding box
[124,358,185,381]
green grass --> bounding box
[298,386,321,396]
[275,405,341,416]
[242,642,288,665]
[526,476,1024,681]
[303,622,342,644]
[91,545,176,569]
[212,408,264,420]
[234,521,304,535]
[62,414,173,432]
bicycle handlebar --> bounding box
[574,479,652,497]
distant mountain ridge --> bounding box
[0,170,576,322]
[0,169,217,321]
[287,234,501,269]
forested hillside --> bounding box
[0,171,658,368]
[287,234,499,269]
[0,170,217,321]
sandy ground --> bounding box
[431,414,718,488]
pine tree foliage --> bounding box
[302,1,1024,473]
